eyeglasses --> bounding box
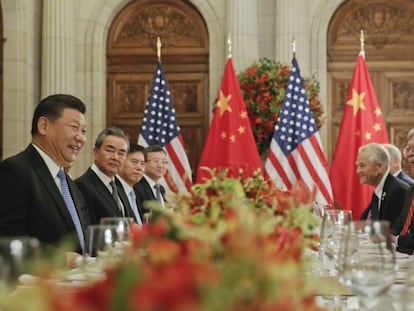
[147,159,168,166]
[404,145,414,153]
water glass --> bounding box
[84,225,125,260]
[100,217,133,241]
[0,236,41,283]
[338,221,395,310]
[319,209,352,275]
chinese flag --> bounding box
[196,57,263,182]
[330,52,389,219]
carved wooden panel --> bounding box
[107,0,209,180]
[327,0,414,176]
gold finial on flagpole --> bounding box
[157,36,162,61]
[359,30,365,58]
[292,37,296,58]
[227,33,232,58]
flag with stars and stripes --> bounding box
[330,52,389,218]
[138,60,192,192]
[196,57,263,182]
[265,57,333,206]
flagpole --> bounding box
[157,36,162,62]
[292,38,296,58]
[227,33,232,58]
[359,30,365,59]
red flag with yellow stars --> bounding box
[196,57,263,182]
[330,52,389,219]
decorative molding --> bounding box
[338,2,414,48]
[117,7,198,48]
[392,82,414,110]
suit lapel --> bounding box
[28,146,74,229]
[379,174,395,218]
[87,169,123,216]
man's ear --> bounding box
[37,116,49,135]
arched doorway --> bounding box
[106,0,209,178]
[327,0,414,172]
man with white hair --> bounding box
[383,143,414,185]
[357,142,408,225]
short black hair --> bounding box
[144,145,166,160]
[31,94,86,136]
[129,143,145,154]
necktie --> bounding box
[57,169,85,252]
[401,197,414,234]
[110,180,124,216]
[154,183,162,202]
[129,190,143,225]
[370,192,379,221]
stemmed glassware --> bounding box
[319,209,353,276]
[338,220,396,310]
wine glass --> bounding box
[0,236,41,284]
[338,220,396,310]
[319,209,353,275]
[100,217,133,242]
[83,224,128,272]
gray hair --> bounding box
[407,128,414,141]
[358,143,390,168]
[382,143,402,162]
[94,127,130,151]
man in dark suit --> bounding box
[358,143,408,226]
[117,143,146,224]
[0,94,90,253]
[134,145,167,214]
[76,127,133,224]
[391,129,414,254]
[383,143,414,185]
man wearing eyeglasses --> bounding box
[391,129,414,254]
[134,145,168,213]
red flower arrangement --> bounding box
[0,172,325,311]
[238,58,325,156]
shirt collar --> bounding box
[91,163,113,187]
[143,174,158,188]
[31,143,61,178]
[117,175,133,194]
[375,170,390,199]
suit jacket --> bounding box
[391,185,414,254]
[117,180,145,224]
[75,168,133,224]
[134,177,165,217]
[0,145,90,252]
[360,174,408,227]
[397,171,414,185]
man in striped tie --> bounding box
[117,143,146,224]
[391,128,414,254]
[0,94,91,255]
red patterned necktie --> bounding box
[401,197,414,235]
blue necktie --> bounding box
[370,192,379,220]
[57,169,85,252]
[129,189,143,225]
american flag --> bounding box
[265,57,332,205]
[138,60,192,192]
